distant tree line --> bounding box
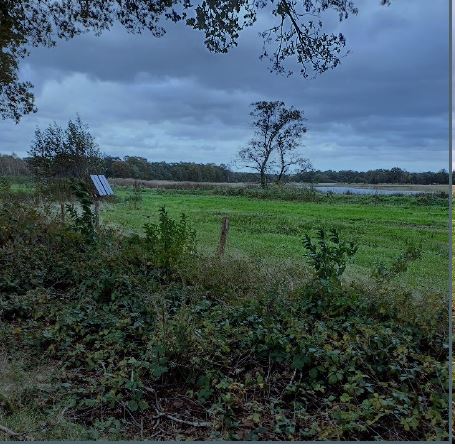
[0,154,29,176]
[294,168,450,185]
[1,153,449,185]
[103,156,238,183]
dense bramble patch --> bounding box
[0,195,449,441]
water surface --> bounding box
[313,186,425,195]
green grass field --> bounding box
[101,187,449,293]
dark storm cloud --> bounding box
[0,0,449,171]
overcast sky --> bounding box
[0,0,449,171]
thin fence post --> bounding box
[217,216,229,257]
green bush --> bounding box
[66,181,97,240]
[144,206,196,273]
[0,176,11,195]
[303,228,358,284]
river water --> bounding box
[313,186,425,196]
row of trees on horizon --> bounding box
[0,152,449,185]
[0,110,449,187]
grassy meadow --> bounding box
[102,186,449,293]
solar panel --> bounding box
[98,175,114,195]
[90,174,108,196]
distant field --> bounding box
[101,186,449,293]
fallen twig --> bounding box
[152,412,210,428]
[0,423,20,437]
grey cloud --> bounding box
[0,0,448,172]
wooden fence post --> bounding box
[216,216,229,257]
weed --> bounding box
[66,181,97,240]
[0,177,11,196]
[303,228,358,284]
[144,206,196,273]
[372,243,422,283]
[125,181,143,209]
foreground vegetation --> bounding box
[0,183,449,441]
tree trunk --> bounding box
[260,168,267,188]
[276,168,285,184]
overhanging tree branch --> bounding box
[0,0,390,122]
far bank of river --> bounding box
[306,183,448,196]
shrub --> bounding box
[303,228,358,284]
[143,206,196,273]
[66,181,97,240]
[0,176,11,196]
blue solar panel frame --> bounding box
[90,174,108,197]
[98,175,114,195]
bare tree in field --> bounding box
[239,101,307,188]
